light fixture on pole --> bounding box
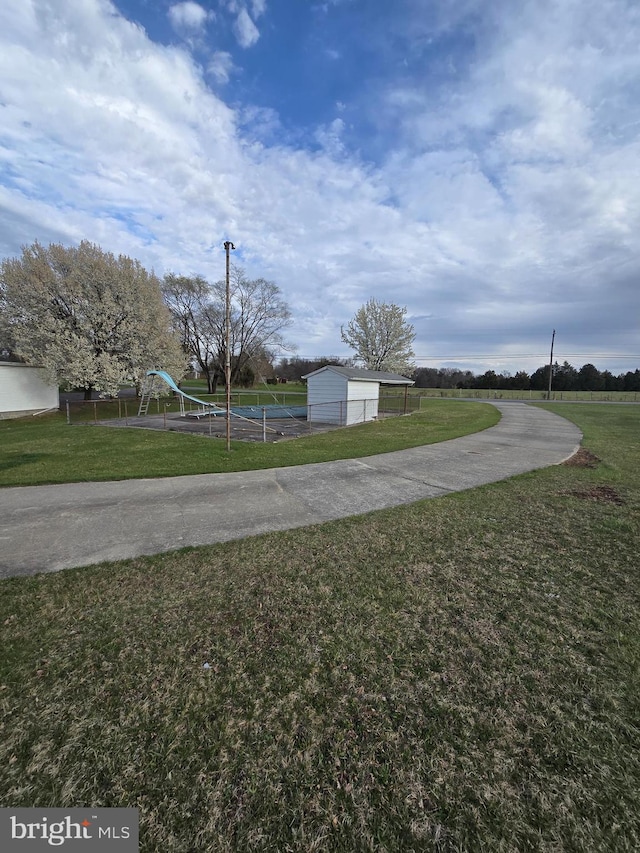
[224,240,235,451]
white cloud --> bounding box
[233,8,260,48]
[238,104,282,142]
[357,0,640,359]
[207,51,237,84]
[1,0,640,373]
[168,2,210,35]
[315,118,346,156]
[222,0,266,18]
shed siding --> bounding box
[0,363,59,418]
[306,371,380,425]
[345,379,379,425]
[307,371,348,424]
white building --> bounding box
[302,365,414,426]
[0,362,59,419]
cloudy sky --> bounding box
[1,0,639,375]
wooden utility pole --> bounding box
[224,240,235,451]
[547,329,556,400]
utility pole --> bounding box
[547,328,555,401]
[224,240,235,451]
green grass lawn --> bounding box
[1,404,639,851]
[0,400,498,487]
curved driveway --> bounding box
[0,403,581,577]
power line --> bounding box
[286,353,640,361]
[411,354,640,361]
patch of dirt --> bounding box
[563,448,601,468]
[565,485,625,505]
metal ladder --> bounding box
[137,376,153,416]
[137,373,185,417]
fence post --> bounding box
[263,407,267,442]
[66,401,70,425]
[124,400,129,425]
[93,402,97,423]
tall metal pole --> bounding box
[224,241,235,451]
[547,328,556,401]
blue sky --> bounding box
[1,0,639,374]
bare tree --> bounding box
[341,298,415,374]
[162,273,223,393]
[1,240,187,398]
[163,266,293,393]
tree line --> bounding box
[412,363,640,392]
[2,240,637,397]
[0,241,291,399]
[0,246,414,397]
[275,360,640,391]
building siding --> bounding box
[0,363,59,418]
[307,371,347,424]
[345,380,379,424]
[306,370,379,425]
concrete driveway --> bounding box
[0,402,581,577]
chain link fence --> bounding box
[63,391,419,442]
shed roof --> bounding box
[301,365,414,385]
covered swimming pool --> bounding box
[218,404,307,419]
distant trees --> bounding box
[476,370,500,390]
[529,365,550,391]
[341,298,415,375]
[277,356,351,382]
[413,361,640,393]
[553,361,578,391]
[512,371,532,390]
[163,266,292,393]
[623,369,640,391]
[0,240,186,398]
[578,363,605,392]
[413,367,475,389]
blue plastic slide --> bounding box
[145,369,225,411]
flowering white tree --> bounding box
[341,298,415,375]
[0,310,15,359]
[0,240,187,398]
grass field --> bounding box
[417,388,640,402]
[0,400,498,487]
[1,404,639,851]
[180,379,640,404]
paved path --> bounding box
[0,403,581,577]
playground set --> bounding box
[133,369,312,442]
[80,369,412,443]
[138,370,307,421]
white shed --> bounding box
[0,362,59,419]
[302,365,414,426]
